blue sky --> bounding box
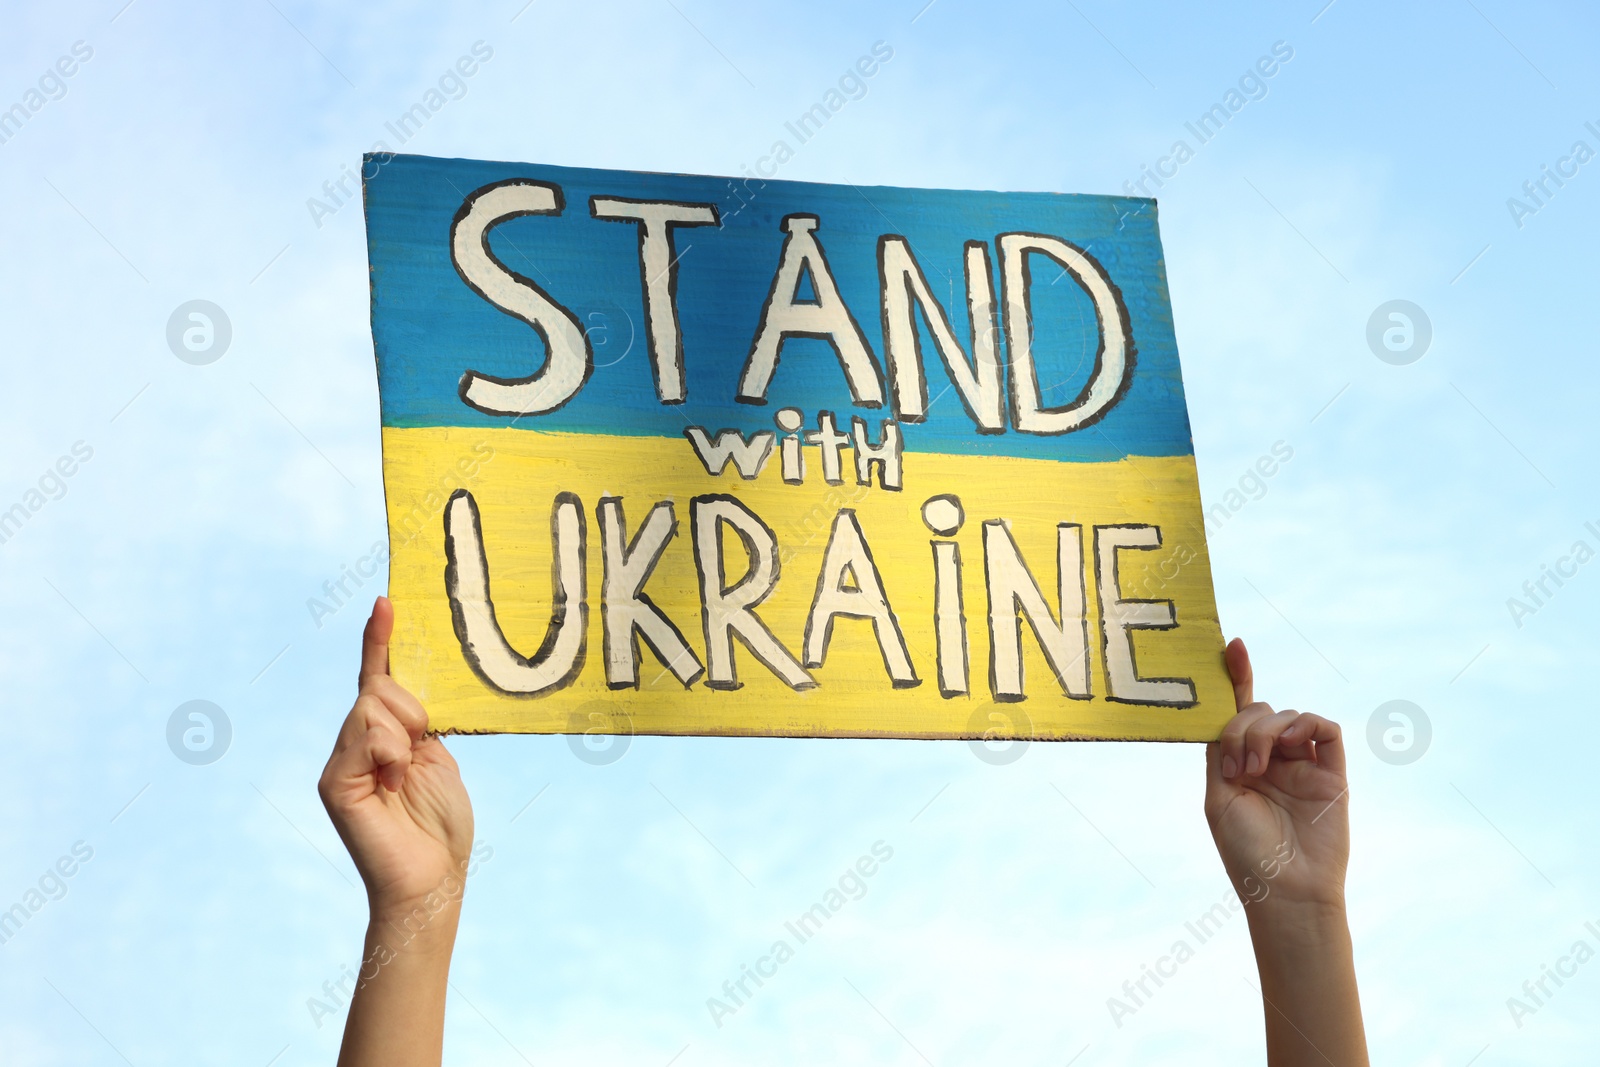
[1,1,1596,1064]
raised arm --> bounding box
[319,596,475,1067]
[1205,638,1368,1067]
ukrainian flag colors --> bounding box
[365,155,1233,741]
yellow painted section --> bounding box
[381,426,1233,741]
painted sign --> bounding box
[364,153,1231,741]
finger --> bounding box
[1218,700,1274,779]
[373,728,413,791]
[1203,740,1222,819]
[331,693,375,755]
[1225,637,1253,711]
[365,674,429,740]
[1278,712,1346,778]
[1203,739,1232,812]
[359,596,394,689]
[334,692,406,756]
[321,720,413,800]
[361,699,424,791]
[1276,737,1318,761]
[1242,709,1302,777]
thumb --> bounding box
[359,596,394,690]
[1224,637,1253,711]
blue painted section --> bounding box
[365,154,1196,462]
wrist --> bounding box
[1247,900,1352,968]
[367,896,463,961]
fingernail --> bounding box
[1221,755,1237,778]
[1246,752,1261,775]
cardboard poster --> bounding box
[363,153,1232,741]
